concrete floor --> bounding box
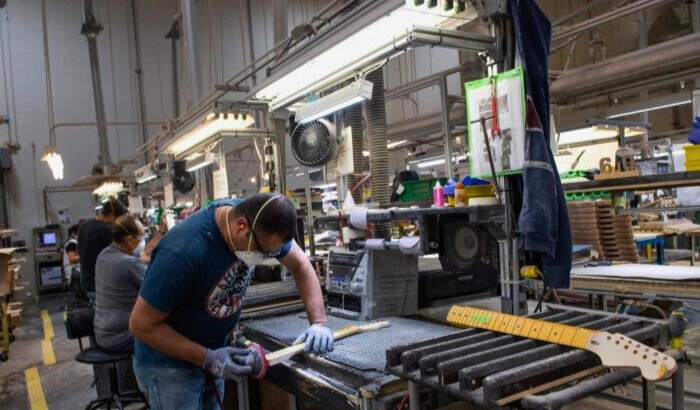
[2,293,700,409]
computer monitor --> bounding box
[39,232,57,247]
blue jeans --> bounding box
[133,358,224,410]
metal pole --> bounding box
[692,0,700,33]
[181,0,202,102]
[408,381,420,410]
[672,362,685,410]
[165,14,181,118]
[274,119,287,194]
[130,0,148,146]
[642,378,657,410]
[304,167,315,256]
[245,0,257,86]
[81,3,111,173]
[638,11,650,158]
[440,75,454,178]
[237,377,250,410]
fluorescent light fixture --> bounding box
[314,183,337,190]
[415,154,467,168]
[558,123,648,146]
[607,99,692,119]
[254,5,471,110]
[95,205,103,211]
[135,163,157,184]
[41,145,64,180]
[137,174,157,184]
[186,160,213,172]
[92,181,125,197]
[296,80,373,124]
[387,140,408,149]
[167,111,254,156]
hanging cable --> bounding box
[40,0,56,146]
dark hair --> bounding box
[101,198,128,218]
[112,215,142,243]
[234,194,297,242]
[68,224,80,237]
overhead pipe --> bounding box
[130,0,148,147]
[550,32,700,101]
[81,0,111,173]
[552,0,677,43]
[181,0,202,103]
[165,13,182,118]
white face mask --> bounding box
[132,239,146,257]
[223,196,282,268]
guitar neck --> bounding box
[447,306,677,381]
[447,306,596,349]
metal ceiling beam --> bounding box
[552,0,678,44]
[550,32,700,101]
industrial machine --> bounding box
[33,226,63,294]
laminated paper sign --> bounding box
[465,68,526,178]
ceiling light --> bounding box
[167,111,254,156]
[135,163,157,184]
[415,154,467,168]
[92,181,125,197]
[363,151,370,157]
[314,183,337,190]
[41,145,64,180]
[387,140,408,149]
[557,122,649,146]
[254,5,472,110]
[296,80,373,124]
[607,99,692,119]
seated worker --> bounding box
[94,215,147,353]
[78,199,128,302]
[63,223,80,291]
[129,194,332,410]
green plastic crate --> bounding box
[399,178,446,202]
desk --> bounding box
[634,233,665,265]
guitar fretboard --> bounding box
[447,306,596,349]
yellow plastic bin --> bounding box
[684,145,700,171]
[465,184,495,204]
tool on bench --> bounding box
[447,305,677,380]
[244,320,390,379]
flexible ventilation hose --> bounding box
[345,105,364,205]
[366,67,391,238]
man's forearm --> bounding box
[133,322,207,368]
[293,259,327,324]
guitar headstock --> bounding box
[586,332,677,381]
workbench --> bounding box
[239,297,685,409]
[242,312,458,410]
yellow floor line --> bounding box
[25,367,49,410]
[40,310,54,339]
[41,338,56,366]
[40,309,56,365]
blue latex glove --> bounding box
[203,347,253,380]
[689,116,700,144]
[293,323,334,354]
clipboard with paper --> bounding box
[465,68,526,178]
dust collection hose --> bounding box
[366,67,391,238]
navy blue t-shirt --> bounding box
[134,200,292,368]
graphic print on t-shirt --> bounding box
[205,260,253,318]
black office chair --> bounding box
[64,307,148,410]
